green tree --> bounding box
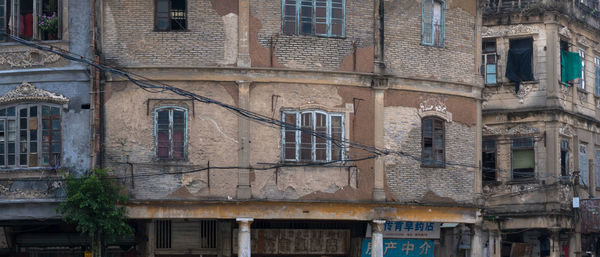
[57,169,133,257]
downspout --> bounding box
[89,0,96,170]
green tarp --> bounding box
[561,50,582,85]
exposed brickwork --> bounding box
[251,0,374,71]
[385,1,480,85]
[384,104,476,203]
[102,0,227,66]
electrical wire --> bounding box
[0,31,580,184]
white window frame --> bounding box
[154,106,188,160]
[594,57,600,96]
[579,49,586,90]
[281,110,345,162]
[579,143,588,186]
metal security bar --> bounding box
[156,220,172,249]
[200,220,217,249]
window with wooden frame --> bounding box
[421,117,444,167]
[579,143,588,186]
[154,107,187,160]
[0,104,61,168]
[511,137,535,180]
[482,40,498,85]
[482,138,496,181]
[282,110,344,162]
[422,0,445,47]
[155,0,186,31]
[0,0,62,41]
[282,0,345,37]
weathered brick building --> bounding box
[96,0,485,257]
[481,0,600,256]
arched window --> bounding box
[422,117,444,167]
[0,104,61,167]
[154,107,187,160]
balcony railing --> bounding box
[483,0,539,13]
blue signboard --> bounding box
[361,239,434,257]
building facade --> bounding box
[481,0,600,256]
[97,0,484,257]
[0,0,95,256]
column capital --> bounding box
[371,220,386,233]
[236,217,254,223]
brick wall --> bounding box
[251,0,374,71]
[384,0,479,85]
[102,0,227,66]
[384,104,476,203]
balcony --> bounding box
[483,0,540,13]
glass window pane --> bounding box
[29,106,37,117]
[6,107,14,116]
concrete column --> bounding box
[236,218,253,257]
[371,220,385,257]
[147,222,156,257]
[550,228,561,257]
[237,0,251,67]
[470,225,484,257]
[237,81,252,199]
[545,18,561,107]
[373,83,386,201]
[546,122,560,185]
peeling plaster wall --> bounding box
[382,91,477,203]
[248,83,374,200]
[384,0,481,85]
[103,81,239,200]
[250,0,374,72]
[102,0,233,66]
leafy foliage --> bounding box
[57,169,133,244]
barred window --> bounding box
[282,110,344,162]
[0,104,61,168]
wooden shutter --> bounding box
[421,0,434,45]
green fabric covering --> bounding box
[561,50,582,85]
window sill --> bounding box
[577,87,588,94]
[506,178,538,185]
[420,43,445,49]
[282,33,346,40]
[152,29,190,33]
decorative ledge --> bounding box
[0,82,69,107]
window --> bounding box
[482,40,497,84]
[282,0,345,37]
[506,38,534,91]
[561,139,569,177]
[0,0,61,41]
[482,138,496,181]
[282,110,344,162]
[155,220,172,249]
[511,137,534,180]
[422,0,445,47]
[0,104,61,168]
[579,143,588,186]
[595,149,600,190]
[579,49,586,90]
[154,107,187,160]
[594,57,600,95]
[421,117,444,167]
[155,0,186,31]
